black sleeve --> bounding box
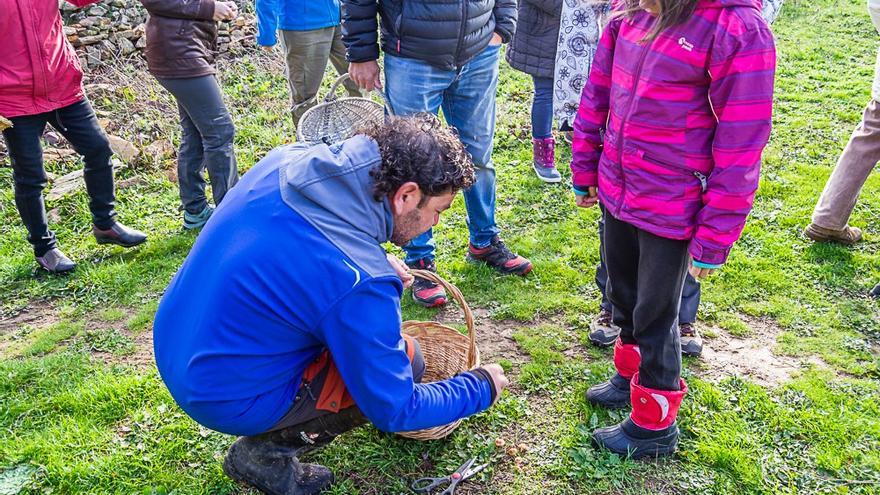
[492,0,518,44]
[523,0,563,17]
[341,0,381,62]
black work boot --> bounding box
[585,373,631,409]
[223,437,333,495]
[223,408,365,494]
[266,407,367,456]
[592,416,680,460]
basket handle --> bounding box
[407,269,477,369]
[325,73,394,116]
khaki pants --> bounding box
[280,25,362,125]
[812,99,880,230]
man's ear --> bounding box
[390,182,422,215]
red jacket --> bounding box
[0,0,98,118]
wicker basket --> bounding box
[296,74,385,145]
[0,116,12,132]
[398,269,480,441]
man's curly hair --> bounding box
[361,114,476,203]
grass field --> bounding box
[1,0,879,493]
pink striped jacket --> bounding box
[570,0,776,265]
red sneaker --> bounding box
[406,258,447,308]
[466,236,533,275]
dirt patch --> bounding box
[0,303,60,337]
[91,326,156,370]
[696,316,827,387]
[431,306,533,368]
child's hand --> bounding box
[688,261,717,280]
[574,187,599,208]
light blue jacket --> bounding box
[256,0,341,46]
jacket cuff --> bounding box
[692,260,722,270]
[571,170,598,189]
[257,28,277,46]
[197,0,216,21]
[347,45,381,63]
[467,368,497,404]
[572,185,591,196]
[495,29,512,44]
[687,238,731,266]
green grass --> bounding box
[1,0,879,493]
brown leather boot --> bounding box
[804,223,863,245]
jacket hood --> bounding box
[278,135,396,279]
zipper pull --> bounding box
[693,171,708,193]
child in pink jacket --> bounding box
[570,0,775,457]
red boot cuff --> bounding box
[630,373,688,430]
[613,338,641,379]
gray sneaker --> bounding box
[680,323,703,357]
[36,248,76,274]
[588,308,620,347]
[183,205,214,230]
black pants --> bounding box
[267,338,426,433]
[603,211,688,391]
[2,99,116,255]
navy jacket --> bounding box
[153,136,495,436]
[341,0,517,70]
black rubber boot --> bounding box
[223,437,334,495]
[592,417,679,459]
[585,373,631,409]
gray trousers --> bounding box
[280,25,361,124]
[812,99,880,230]
[157,75,239,214]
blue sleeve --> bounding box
[255,0,280,46]
[317,279,494,433]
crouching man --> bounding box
[152,114,509,495]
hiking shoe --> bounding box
[871,283,880,299]
[93,222,147,248]
[467,236,533,276]
[804,223,863,245]
[588,308,620,347]
[184,205,214,230]
[585,373,631,409]
[679,323,703,357]
[223,436,333,495]
[35,248,76,274]
[532,137,562,183]
[592,417,680,459]
[406,258,447,308]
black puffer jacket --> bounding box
[505,0,562,79]
[342,0,517,71]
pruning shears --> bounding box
[410,457,488,494]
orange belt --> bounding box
[302,334,417,413]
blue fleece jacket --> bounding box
[255,0,341,46]
[153,136,494,436]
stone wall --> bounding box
[60,0,257,69]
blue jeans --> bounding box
[2,99,117,255]
[156,76,239,215]
[597,205,701,324]
[384,45,502,263]
[531,75,554,139]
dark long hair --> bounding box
[620,0,699,41]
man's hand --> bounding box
[483,363,510,405]
[260,45,274,52]
[489,32,503,46]
[213,1,238,21]
[688,261,716,280]
[349,60,382,91]
[386,252,414,289]
[574,186,598,208]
